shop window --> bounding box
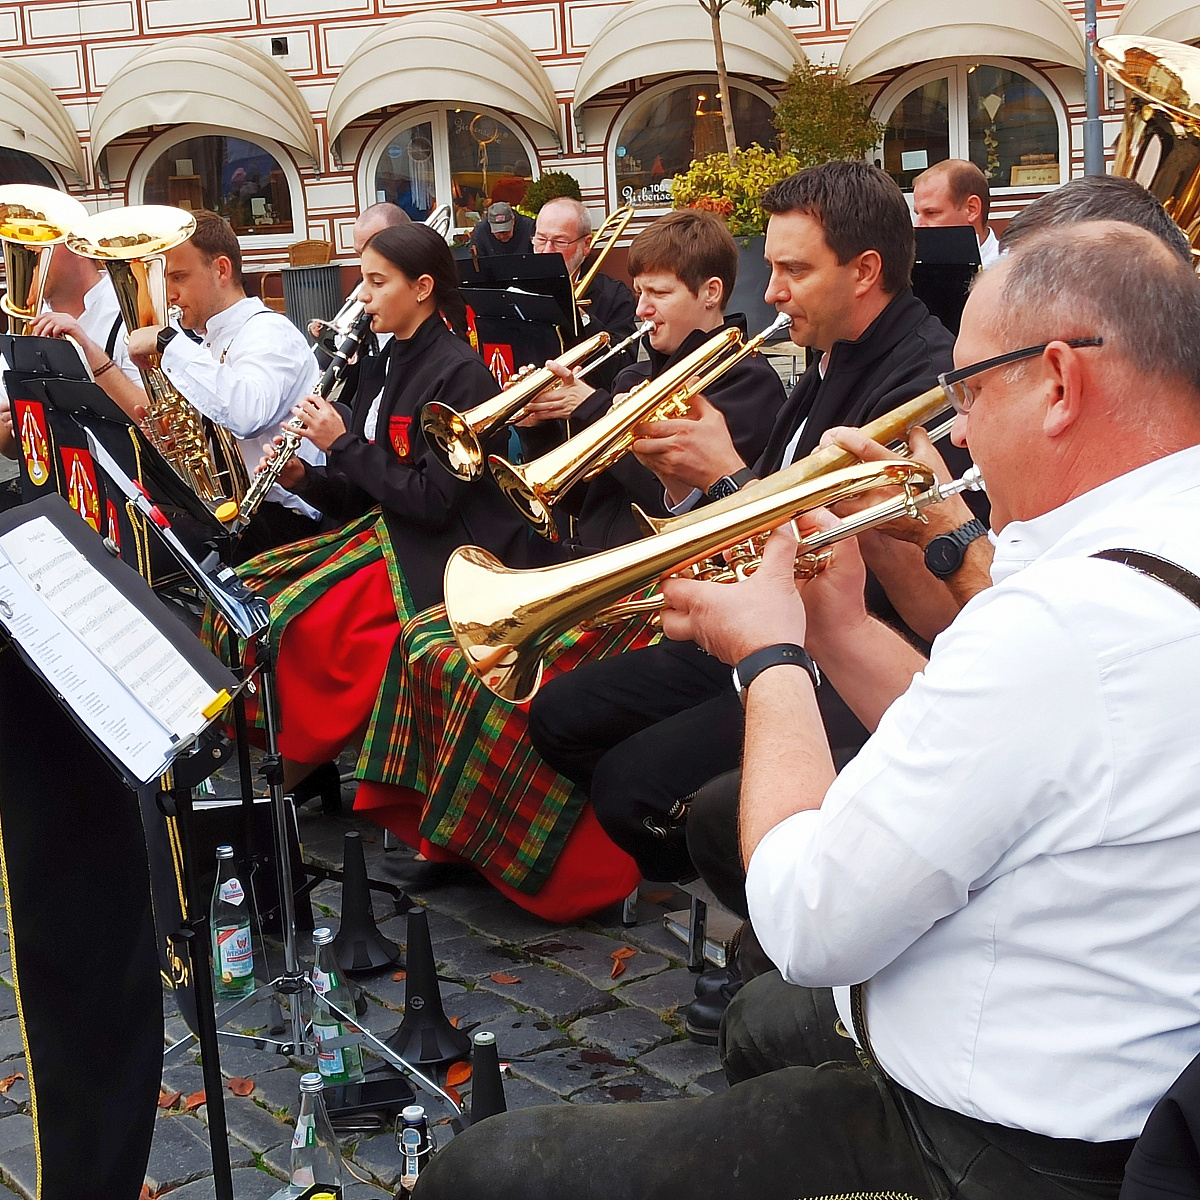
[879,62,1062,191]
[614,82,776,209]
[372,109,535,231]
[0,147,57,188]
[142,134,294,236]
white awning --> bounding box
[575,0,806,107]
[840,0,1085,83]
[1115,0,1200,46]
[0,57,87,181]
[91,35,319,166]
[327,11,561,146]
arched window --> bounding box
[368,108,537,233]
[875,61,1065,192]
[142,134,294,237]
[0,148,58,188]
[613,80,777,209]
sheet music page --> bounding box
[0,516,218,759]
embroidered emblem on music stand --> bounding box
[106,499,121,551]
[59,446,102,532]
[485,343,515,385]
[389,414,413,460]
[14,399,51,487]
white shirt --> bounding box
[77,276,141,385]
[979,227,1000,269]
[747,444,1200,1142]
[159,296,321,516]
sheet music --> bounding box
[0,516,220,783]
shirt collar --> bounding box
[198,295,264,342]
[990,443,1200,585]
[80,277,112,315]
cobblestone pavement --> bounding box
[0,773,725,1198]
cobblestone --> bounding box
[569,1007,676,1061]
[614,967,700,1019]
[144,1112,253,1192]
[509,1046,634,1097]
[163,1166,282,1199]
[637,1038,721,1089]
[475,963,615,1024]
[525,929,670,992]
[570,1073,687,1105]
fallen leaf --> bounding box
[612,946,637,960]
[392,970,407,982]
[444,1085,462,1107]
[139,1187,153,1200]
[184,1089,206,1111]
[0,1073,23,1094]
[157,1088,182,1110]
[446,1061,472,1087]
[227,1077,254,1097]
[489,972,521,985]
[610,958,627,980]
[642,890,675,906]
[448,1016,461,1028]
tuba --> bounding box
[1095,35,1200,259]
[66,205,250,516]
[0,185,89,334]
[443,382,960,702]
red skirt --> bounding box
[355,781,641,923]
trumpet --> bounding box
[225,308,372,530]
[422,320,653,481]
[443,380,963,702]
[0,185,89,334]
[489,313,792,541]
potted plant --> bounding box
[772,62,885,168]
[672,144,801,328]
[517,170,583,218]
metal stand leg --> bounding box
[621,887,639,927]
[686,895,708,972]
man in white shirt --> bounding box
[415,221,1200,1199]
[913,158,999,267]
[126,211,320,558]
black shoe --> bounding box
[379,856,475,892]
[684,953,743,1045]
[290,761,343,813]
[693,965,736,999]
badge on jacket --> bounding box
[389,414,413,460]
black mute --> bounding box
[332,830,404,974]
[469,1031,507,1124]
[386,907,472,1067]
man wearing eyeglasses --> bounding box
[417,219,1200,1200]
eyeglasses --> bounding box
[532,234,585,251]
[938,338,1104,413]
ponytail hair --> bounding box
[364,223,468,340]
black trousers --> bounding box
[529,640,741,881]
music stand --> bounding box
[912,226,982,336]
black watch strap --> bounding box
[156,326,178,355]
[732,643,819,703]
[924,518,988,579]
[707,466,757,501]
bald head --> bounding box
[913,159,990,241]
[354,202,409,256]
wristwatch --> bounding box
[732,643,820,705]
[156,326,178,355]
[706,467,757,502]
[924,518,988,579]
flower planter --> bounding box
[728,235,776,333]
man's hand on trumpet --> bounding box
[631,390,745,506]
[515,359,596,425]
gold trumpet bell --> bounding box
[0,184,89,334]
[1096,36,1200,257]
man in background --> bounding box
[469,200,535,258]
[913,158,999,267]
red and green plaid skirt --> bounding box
[354,605,658,894]
[201,511,414,763]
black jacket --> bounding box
[576,271,638,391]
[297,315,537,610]
[521,316,786,552]
[469,213,536,258]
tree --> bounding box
[772,61,885,167]
[700,0,817,161]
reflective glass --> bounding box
[0,148,56,188]
[967,65,1059,187]
[615,84,776,209]
[882,77,950,190]
[373,121,437,221]
[143,135,293,236]
[447,109,533,229]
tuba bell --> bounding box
[1096,35,1200,259]
[0,185,90,334]
[66,205,250,516]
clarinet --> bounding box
[228,310,372,532]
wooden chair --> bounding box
[287,239,332,267]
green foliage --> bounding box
[518,171,583,216]
[772,61,885,169]
[672,144,803,238]
[742,0,817,13]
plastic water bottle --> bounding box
[311,928,365,1085]
[211,846,254,1001]
[291,1072,344,1187]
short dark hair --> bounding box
[188,211,243,287]
[1000,175,1193,266]
[628,210,738,309]
[761,162,915,295]
[915,159,991,224]
[365,222,469,340]
[997,220,1200,402]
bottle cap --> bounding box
[401,1104,426,1124]
[299,1072,325,1093]
[473,1031,496,1047]
[216,845,234,859]
[312,927,334,946]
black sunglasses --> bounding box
[938,338,1104,413]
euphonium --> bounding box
[228,309,372,531]
[66,204,249,515]
[444,381,961,702]
[422,329,612,481]
[0,185,89,334]
[1096,35,1200,259]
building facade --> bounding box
[0,0,1184,274]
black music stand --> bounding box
[912,226,982,336]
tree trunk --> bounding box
[706,1,739,162]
